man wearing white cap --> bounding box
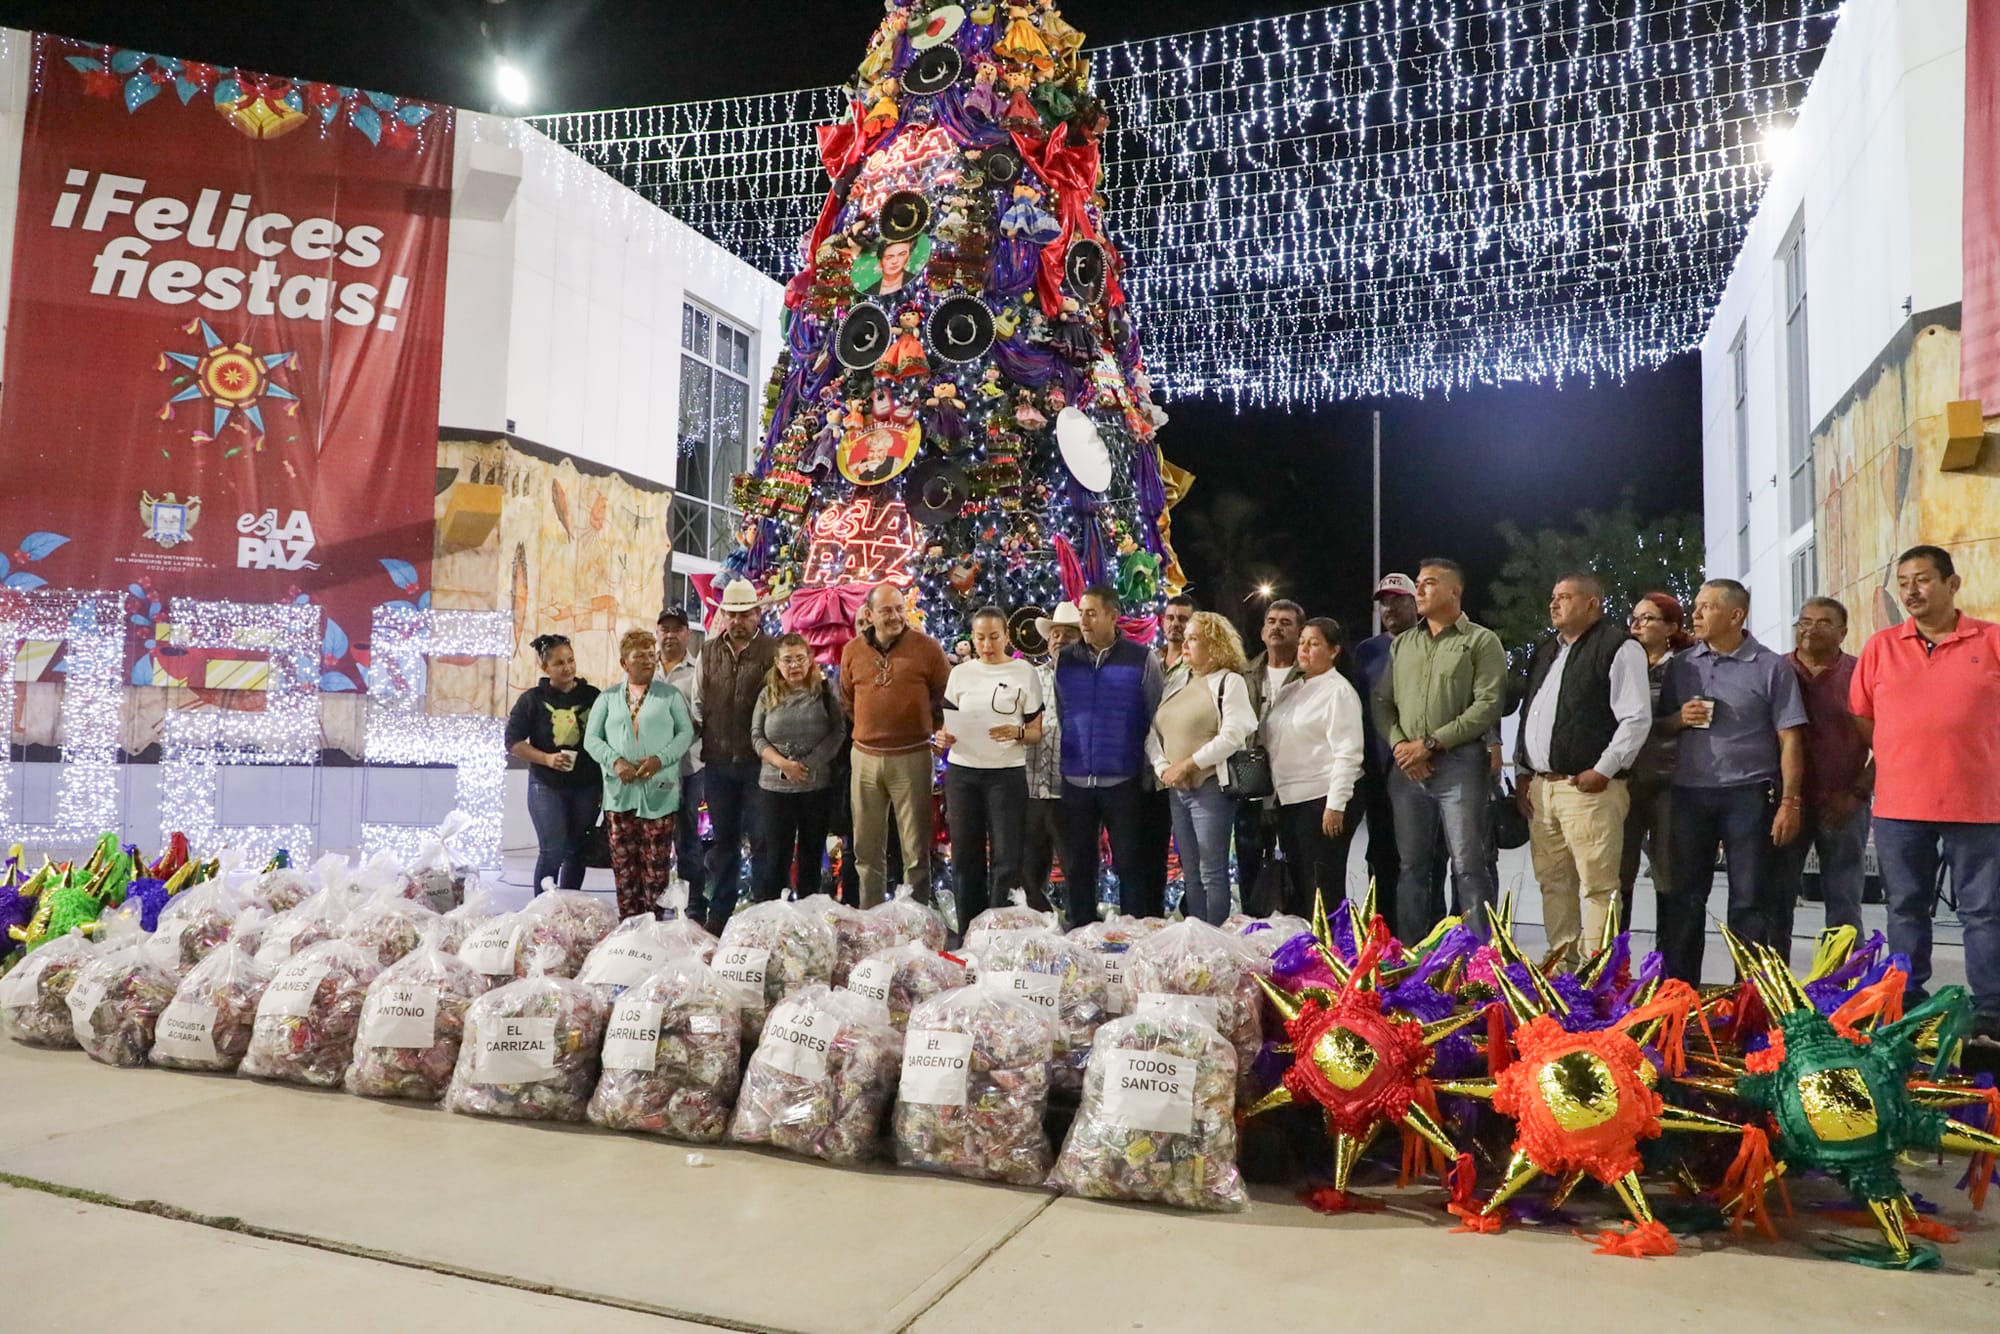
[1023,602,1083,908]
[1352,574,1420,924]
[699,580,779,933]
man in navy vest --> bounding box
[1513,573,1652,966]
[1057,583,1166,925]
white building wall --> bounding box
[1700,0,1967,645]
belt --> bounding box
[1534,771,1577,784]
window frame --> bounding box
[675,301,755,565]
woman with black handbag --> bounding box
[1265,617,1367,915]
[1146,611,1257,925]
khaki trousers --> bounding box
[852,747,933,907]
[1528,773,1630,960]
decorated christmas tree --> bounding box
[731,0,1185,657]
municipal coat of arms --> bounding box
[141,492,202,548]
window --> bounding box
[1731,327,1750,575]
[1781,217,1812,530]
[676,303,754,562]
[1789,542,1817,620]
[667,571,707,651]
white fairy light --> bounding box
[359,607,514,869]
[536,0,1844,405]
[0,590,123,847]
[157,598,323,862]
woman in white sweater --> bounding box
[1147,611,1257,925]
[1264,616,1365,915]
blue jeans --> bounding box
[526,780,599,893]
[1772,798,1870,939]
[1387,745,1496,942]
[676,768,709,923]
[1873,817,2000,1020]
[702,760,764,934]
[1664,782,1778,983]
[1171,777,1238,926]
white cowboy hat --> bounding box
[1034,600,1082,644]
[716,580,771,614]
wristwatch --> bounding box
[1423,736,1443,755]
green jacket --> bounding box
[584,681,696,819]
[1370,613,1506,754]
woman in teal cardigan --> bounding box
[584,628,696,919]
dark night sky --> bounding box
[0,0,1706,633]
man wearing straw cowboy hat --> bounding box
[1023,601,1083,909]
[700,579,780,933]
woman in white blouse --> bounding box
[1147,611,1257,924]
[1264,616,1365,915]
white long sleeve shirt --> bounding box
[1522,636,1651,777]
[1265,670,1365,808]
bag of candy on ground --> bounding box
[0,931,97,1048]
[653,882,717,963]
[795,893,901,988]
[588,956,742,1141]
[435,884,499,955]
[512,890,617,979]
[445,962,609,1123]
[970,928,1107,1095]
[844,941,968,1032]
[893,980,1056,1186]
[1223,912,1313,961]
[66,942,181,1068]
[1123,918,1269,1101]
[155,879,255,974]
[345,930,492,1101]
[342,889,439,970]
[867,884,947,953]
[577,914,687,1004]
[1047,1000,1247,1211]
[149,941,272,1072]
[238,939,384,1088]
[713,898,836,1038]
[729,983,900,1165]
[254,886,358,970]
[962,892,1057,957]
[1067,914,1168,1016]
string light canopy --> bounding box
[536,0,1844,406]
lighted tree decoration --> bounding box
[730,0,1184,653]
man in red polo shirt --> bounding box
[1851,545,2000,1048]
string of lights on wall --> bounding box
[0,591,124,846]
[535,0,1845,405]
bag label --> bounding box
[153,1001,219,1063]
[471,1015,558,1083]
[602,999,664,1072]
[1101,1049,1197,1134]
[688,1011,724,1036]
[1100,953,1128,1013]
[65,974,109,1038]
[459,922,521,975]
[900,1028,973,1106]
[580,937,665,989]
[0,950,54,1007]
[757,999,832,1080]
[360,983,439,1049]
[847,956,893,1004]
[1135,991,1219,1029]
[713,946,770,994]
[258,960,329,1020]
[988,969,1060,1013]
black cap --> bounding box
[657,606,690,627]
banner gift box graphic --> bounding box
[0,36,454,692]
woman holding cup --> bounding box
[507,633,603,894]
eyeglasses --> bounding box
[1628,615,1666,625]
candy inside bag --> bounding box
[1047,1000,1246,1211]
[254,885,359,970]
[587,956,742,1142]
[512,890,617,979]
[794,893,902,988]
[1123,917,1270,1103]
[149,941,272,1072]
[345,929,491,1102]
[867,884,947,954]
[962,891,1058,958]
[249,864,316,915]
[155,878,255,974]
[728,983,901,1165]
[893,980,1056,1185]
[238,938,383,1088]
[1068,914,1169,1016]
[844,940,969,1032]
[444,970,609,1123]
[654,882,717,964]
[66,941,181,1068]
[408,810,475,913]
[968,927,1106,1095]
[577,914,694,1003]
[1224,912,1313,960]
[435,883,499,955]
[0,930,97,1048]
[342,889,440,969]
[713,898,836,1039]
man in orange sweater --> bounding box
[840,583,952,906]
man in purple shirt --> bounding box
[1774,597,1872,940]
[1654,579,1807,981]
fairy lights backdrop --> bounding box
[535,0,1845,406]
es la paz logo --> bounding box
[237,508,319,570]
[140,491,201,548]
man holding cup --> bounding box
[1653,578,1807,981]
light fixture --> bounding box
[1761,122,1796,171]
[495,60,530,109]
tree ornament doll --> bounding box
[994,4,1055,75]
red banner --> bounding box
[1965,0,2000,403]
[0,35,453,692]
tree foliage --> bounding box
[1484,493,1704,657]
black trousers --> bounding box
[947,765,1029,934]
[1062,778,1151,925]
[1021,796,1063,912]
[1275,793,1363,919]
[1133,784,1174,915]
[758,788,832,903]
[1234,799,1272,913]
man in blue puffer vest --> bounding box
[1056,584,1166,925]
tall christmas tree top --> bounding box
[731,0,1187,658]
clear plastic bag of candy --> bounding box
[867,884,946,954]
[963,892,1058,957]
[155,879,255,973]
[254,886,358,969]
[444,966,609,1123]
[1223,912,1312,960]
[342,889,440,969]
[845,941,969,1032]
[149,941,272,1072]
[794,893,900,989]
[456,909,526,983]
[238,939,383,1088]
[728,984,900,1164]
[971,928,1106,1094]
[1123,918,1269,1101]
[0,931,96,1048]
[587,956,742,1141]
[345,931,490,1101]
[1047,1000,1246,1211]
[250,862,316,915]
[512,890,617,979]
[713,898,836,1038]
[1068,914,1169,1016]
[408,811,475,913]
[893,980,1056,1185]
[654,883,717,964]
[66,942,181,1067]
[435,884,499,955]
[577,914,689,1003]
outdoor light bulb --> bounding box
[1761,123,1794,170]
[1258,584,1274,598]
[495,61,530,107]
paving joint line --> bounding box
[893,1193,1056,1333]
[0,1172,794,1334]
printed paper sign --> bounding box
[713,946,770,994]
[900,1028,973,1106]
[1100,953,1128,1013]
[1100,1049,1196,1134]
[580,937,666,990]
[459,922,521,976]
[258,959,329,1019]
[758,999,832,1080]
[359,983,438,1049]
[688,1011,724,1036]
[153,1000,219,1063]
[0,951,54,1007]
[601,999,664,1072]
[471,1016,557,1083]
[65,974,109,1038]
[847,956,894,1004]
[1135,991,1219,1029]
[988,969,1061,1014]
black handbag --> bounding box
[1490,776,1530,851]
[583,816,614,868]
[1220,677,1275,800]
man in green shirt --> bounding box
[1371,557,1506,940]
